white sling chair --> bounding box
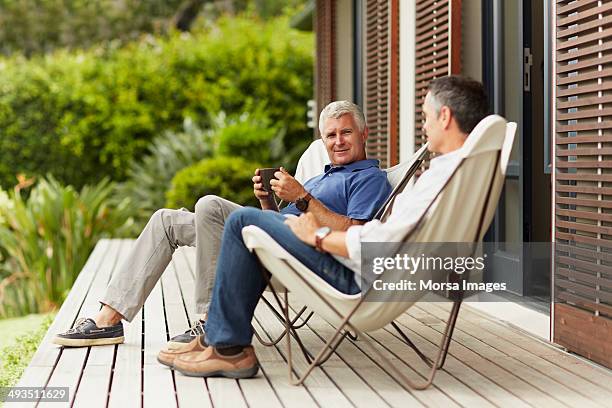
[254,139,431,349]
[243,115,516,389]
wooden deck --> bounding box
[11,239,612,407]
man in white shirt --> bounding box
[159,75,489,379]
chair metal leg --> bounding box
[260,258,463,390]
[436,300,461,369]
[358,299,462,390]
[390,321,433,367]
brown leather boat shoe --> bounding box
[173,345,259,379]
[157,335,207,367]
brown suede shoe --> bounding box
[173,345,259,378]
[157,336,207,367]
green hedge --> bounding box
[165,157,261,211]
[0,16,313,189]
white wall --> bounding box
[335,0,354,101]
[399,0,416,161]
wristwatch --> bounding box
[295,192,313,212]
[315,226,332,252]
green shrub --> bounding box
[0,177,132,318]
[0,314,54,388]
[213,111,283,166]
[112,118,215,233]
[0,16,314,189]
[166,157,261,211]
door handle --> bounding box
[524,47,533,92]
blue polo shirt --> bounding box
[281,159,391,220]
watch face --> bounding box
[296,198,308,211]
[316,227,331,239]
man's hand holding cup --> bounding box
[269,167,307,203]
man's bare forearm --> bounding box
[306,198,364,231]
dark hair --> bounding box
[427,76,489,134]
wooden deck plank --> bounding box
[419,303,604,408]
[174,248,199,324]
[143,279,177,408]
[107,309,143,408]
[207,379,249,408]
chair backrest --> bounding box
[294,139,329,184]
[478,122,516,241]
[403,115,507,244]
[354,115,509,330]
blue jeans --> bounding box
[205,207,361,347]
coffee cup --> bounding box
[259,167,280,193]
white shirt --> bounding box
[333,149,463,286]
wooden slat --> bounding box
[558,15,612,40]
[556,291,612,317]
[556,242,612,262]
[107,309,143,408]
[556,220,612,236]
[556,54,612,74]
[556,279,612,303]
[556,106,612,121]
[555,184,612,195]
[557,82,612,98]
[557,94,612,110]
[557,27,612,50]
[556,267,612,291]
[556,172,612,182]
[143,281,177,407]
[557,0,600,15]
[556,160,612,169]
[162,256,214,408]
[556,42,612,62]
[557,2,612,27]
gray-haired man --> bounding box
[54,101,392,348]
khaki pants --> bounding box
[102,195,241,321]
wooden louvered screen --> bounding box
[554,0,612,369]
[315,0,336,136]
[414,0,462,149]
[364,0,399,168]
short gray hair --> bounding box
[318,101,366,135]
